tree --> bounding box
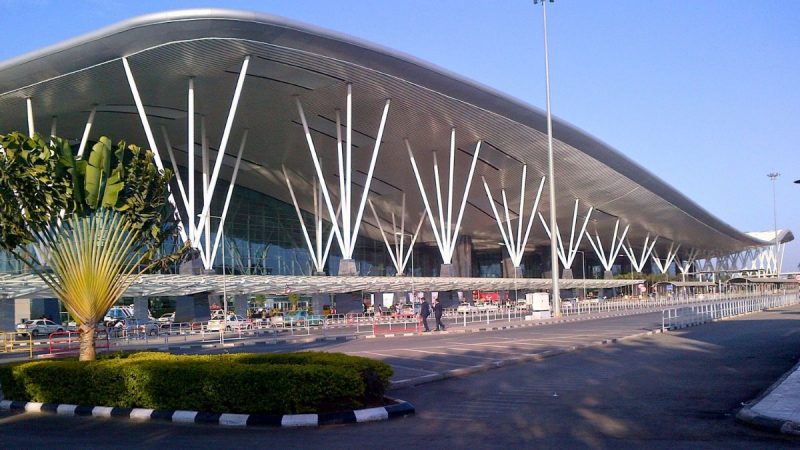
[0,132,184,360]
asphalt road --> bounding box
[3,306,800,449]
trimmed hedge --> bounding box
[0,352,392,414]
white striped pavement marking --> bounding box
[129,408,154,420]
[24,402,43,412]
[219,413,249,426]
[92,406,113,417]
[354,407,388,422]
[56,404,77,415]
[281,413,317,427]
[172,410,198,423]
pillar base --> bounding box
[603,270,614,280]
[561,268,574,279]
[506,266,523,278]
[338,259,358,276]
[439,264,454,277]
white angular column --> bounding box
[537,199,594,274]
[368,195,426,276]
[407,129,481,275]
[621,233,658,273]
[652,242,680,274]
[482,167,546,273]
[295,84,391,276]
[586,219,629,278]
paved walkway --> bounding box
[738,359,800,435]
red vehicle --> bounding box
[472,291,500,303]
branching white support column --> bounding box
[49,117,57,138]
[621,234,658,273]
[295,85,391,261]
[586,219,630,272]
[677,248,699,279]
[26,97,34,136]
[160,126,190,217]
[537,199,594,268]
[652,242,681,274]
[76,105,97,158]
[482,168,546,268]
[283,166,339,274]
[122,57,187,243]
[209,130,248,266]
[201,117,211,268]
[194,56,250,242]
[407,133,481,265]
[368,195,426,275]
[188,77,196,244]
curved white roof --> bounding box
[0,9,778,256]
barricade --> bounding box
[48,330,110,356]
[372,314,421,336]
[1,331,33,358]
[661,293,800,331]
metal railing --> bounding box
[661,292,800,331]
[1,331,33,358]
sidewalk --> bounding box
[737,358,800,435]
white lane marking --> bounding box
[405,349,491,360]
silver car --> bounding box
[16,319,64,337]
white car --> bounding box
[207,315,252,332]
[456,303,479,314]
[16,319,64,337]
[476,303,499,312]
[157,312,175,324]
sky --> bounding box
[1,0,798,271]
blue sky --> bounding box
[2,0,798,271]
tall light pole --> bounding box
[576,249,586,299]
[767,172,780,277]
[534,0,561,316]
[202,213,227,343]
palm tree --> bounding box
[0,132,183,360]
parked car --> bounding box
[126,319,160,336]
[270,312,285,327]
[456,303,479,314]
[308,314,326,326]
[16,319,63,337]
[207,315,252,332]
[283,310,308,326]
[476,302,499,312]
[157,312,175,324]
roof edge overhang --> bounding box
[0,8,767,250]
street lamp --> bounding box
[200,213,227,343]
[575,249,586,299]
[767,172,780,277]
[533,0,561,316]
[395,231,415,309]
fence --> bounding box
[1,331,34,358]
[661,292,800,331]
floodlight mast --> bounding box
[534,0,561,316]
[767,172,780,277]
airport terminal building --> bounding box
[0,9,792,321]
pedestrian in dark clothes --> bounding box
[433,298,445,331]
[419,299,431,332]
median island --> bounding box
[0,352,393,415]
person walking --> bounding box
[433,297,445,331]
[419,299,431,332]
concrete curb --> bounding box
[389,328,664,390]
[0,397,414,428]
[736,358,800,435]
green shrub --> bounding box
[0,352,392,414]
